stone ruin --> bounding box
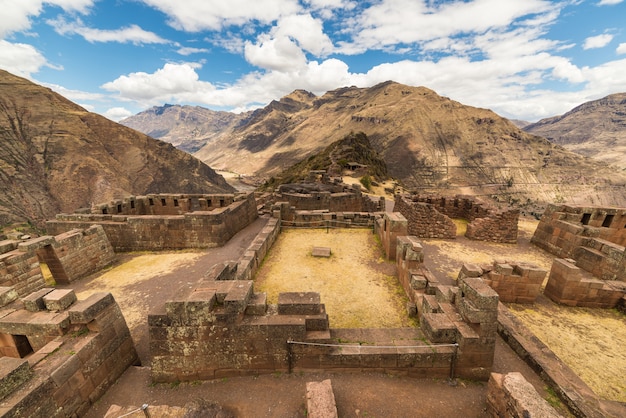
[2,181,624,417]
[394,193,519,243]
[149,211,500,383]
[531,204,626,308]
[47,193,259,252]
[457,262,547,304]
[0,287,137,416]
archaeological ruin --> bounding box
[1,177,625,417]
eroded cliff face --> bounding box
[0,70,234,229]
[525,93,626,170]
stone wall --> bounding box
[486,372,561,418]
[375,212,408,261]
[92,193,236,216]
[457,262,547,304]
[46,193,259,252]
[236,217,281,282]
[1,225,114,289]
[394,194,519,243]
[0,291,139,417]
[544,258,626,308]
[531,204,626,282]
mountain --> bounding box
[524,93,626,170]
[192,82,626,210]
[120,104,249,153]
[0,70,234,231]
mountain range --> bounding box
[122,82,626,212]
[0,70,234,230]
[524,93,626,171]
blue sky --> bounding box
[1,0,625,122]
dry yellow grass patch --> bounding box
[255,229,413,329]
[510,302,626,402]
[74,252,202,330]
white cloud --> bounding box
[617,43,626,54]
[42,82,106,102]
[0,39,48,77]
[341,0,557,53]
[244,35,308,71]
[583,33,614,49]
[139,0,301,31]
[0,0,93,37]
[103,107,133,121]
[101,62,216,104]
[598,0,623,5]
[48,17,169,45]
[176,46,210,56]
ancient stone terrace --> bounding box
[394,194,519,243]
[149,211,500,383]
[46,193,259,252]
[531,204,626,308]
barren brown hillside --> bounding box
[0,70,234,230]
[189,82,626,210]
[525,92,626,170]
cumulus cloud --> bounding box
[101,62,216,104]
[0,0,93,37]
[583,33,614,49]
[139,0,301,31]
[103,107,133,121]
[617,43,626,54]
[598,0,623,5]
[0,39,48,77]
[48,17,169,45]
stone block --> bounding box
[494,263,514,275]
[68,292,115,324]
[224,281,253,314]
[312,247,331,257]
[421,313,457,343]
[21,288,55,312]
[460,278,499,311]
[43,289,77,312]
[306,379,338,418]
[245,292,267,316]
[0,287,18,307]
[0,357,32,402]
[410,274,427,290]
[458,263,483,280]
[278,292,321,315]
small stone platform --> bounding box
[312,247,331,257]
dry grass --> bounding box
[509,302,626,402]
[74,252,202,330]
[255,229,414,329]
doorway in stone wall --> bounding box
[0,333,33,358]
[36,244,68,285]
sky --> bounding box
[1,0,626,122]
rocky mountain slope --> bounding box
[120,104,249,153]
[124,81,626,211]
[0,70,234,230]
[524,93,626,170]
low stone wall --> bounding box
[1,225,115,289]
[486,372,561,417]
[497,303,611,418]
[281,210,380,229]
[236,217,281,281]
[394,194,519,243]
[375,212,408,261]
[531,204,626,281]
[457,262,547,304]
[544,258,626,308]
[47,193,259,252]
[92,193,236,216]
[0,291,139,417]
[274,186,384,215]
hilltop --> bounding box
[0,70,234,230]
[525,93,626,170]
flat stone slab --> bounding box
[312,247,331,257]
[43,289,77,312]
[306,379,338,418]
[278,292,321,315]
